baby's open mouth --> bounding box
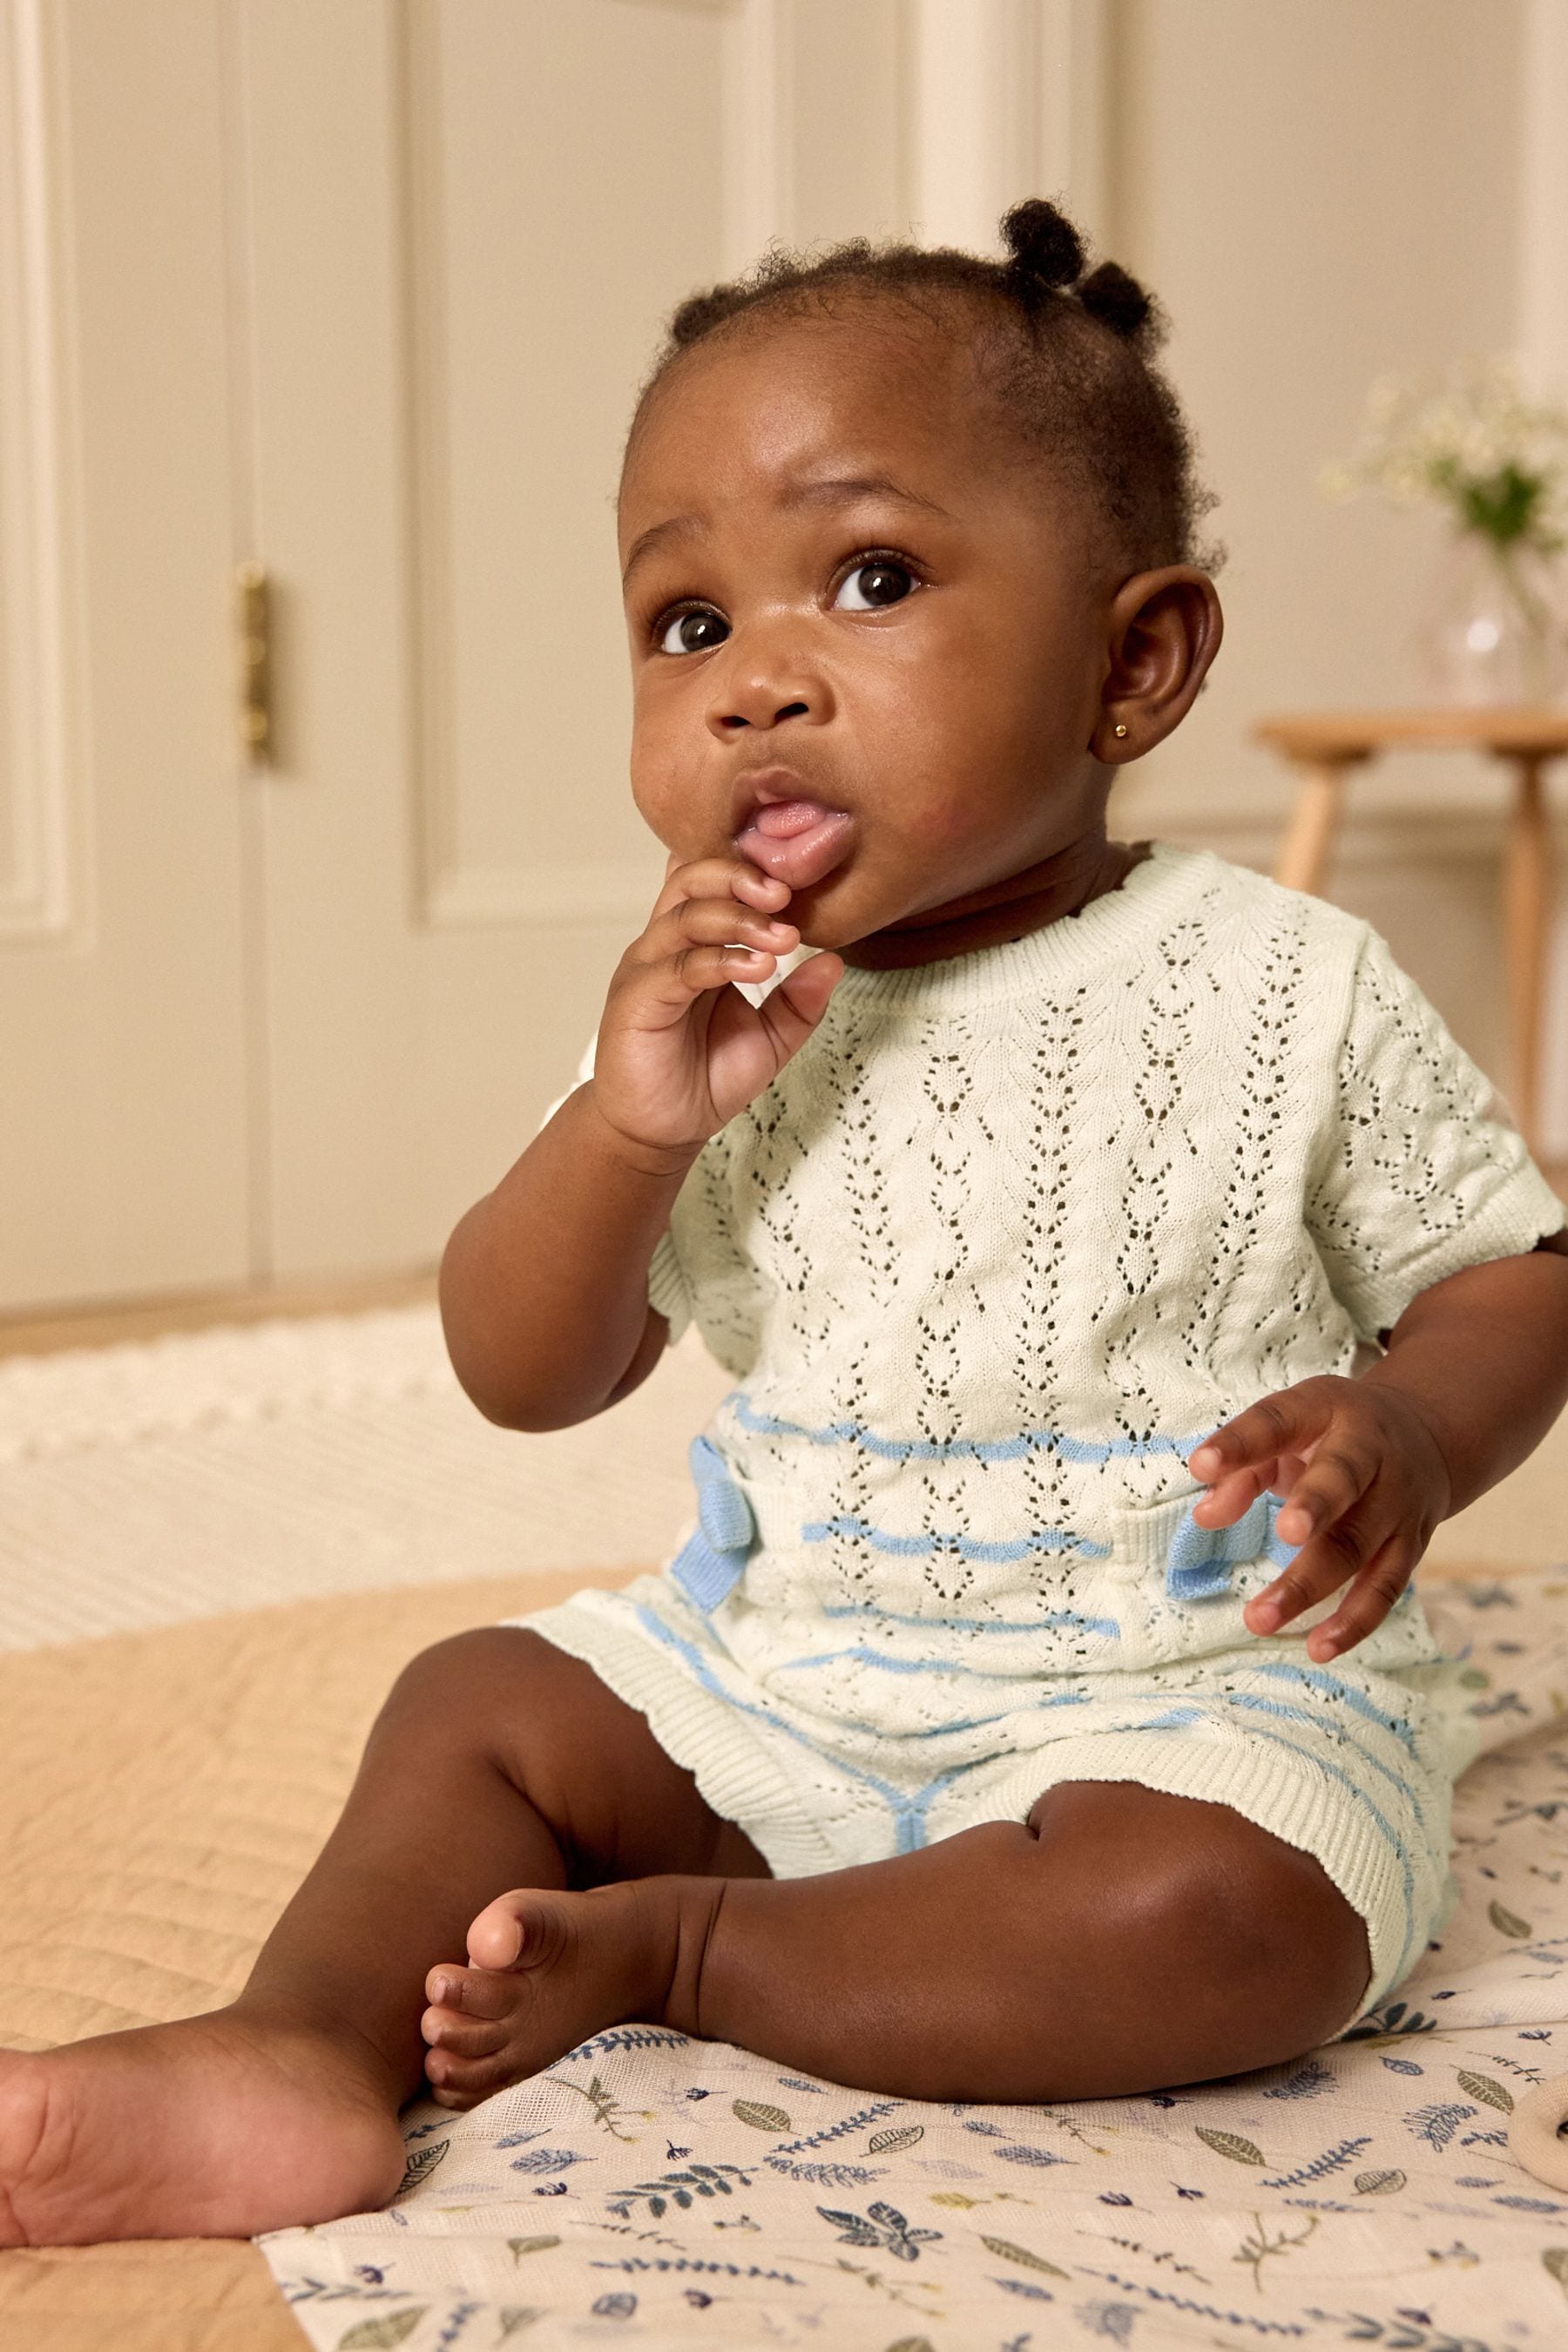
[734,799,855,890]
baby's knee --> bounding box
[1027,1781,1370,2051]
[376,1624,565,1733]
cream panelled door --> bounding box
[0,0,250,1311]
[0,0,1099,1308]
[233,0,727,1281]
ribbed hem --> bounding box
[829,841,1219,1015]
[646,1230,692,1346]
[972,1723,1430,2031]
[510,1586,843,1879]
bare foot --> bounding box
[0,2007,407,2246]
[421,1877,715,2110]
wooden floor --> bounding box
[0,1268,439,1359]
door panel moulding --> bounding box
[398,0,720,933]
[720,0,792,274]
[901,0,1109,258]
[0,0,84,947]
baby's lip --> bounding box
[730,766,855,889]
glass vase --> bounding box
[1415,531,1568,706]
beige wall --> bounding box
[1099,0,1560,1131]
[1112,0,1524,819]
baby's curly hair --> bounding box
[627,198,1219,578]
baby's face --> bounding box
[617,308,1119,951]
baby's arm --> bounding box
[440,852,841,1430]
[1187,1229,1568,1662]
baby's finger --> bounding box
[1243,1499,1390,1638]
[1189,1462,1274,1529]
[642,896,799,957]
[620,932,782,1007]
[1188,1382,1337,1484]
[1272,1427,1377,1551]
[651,854,790,924]
[1301,1531,1418,1661]
[755,951,845,1052]
[690,944,781,991]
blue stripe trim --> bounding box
[1218,1693,1432,1837]
[629,1603,959,1855]
[774,1652,1117,1688]
[1249,1661,1421,1759]
[801,1513,1111,1565]
[774,1646,966,1677]
[729,1389,1205,1468]
[818,1601,1122,1639]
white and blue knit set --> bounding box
[515,845,1565,2032]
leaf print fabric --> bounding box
[261,1571,1568,2350]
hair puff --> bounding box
[1077,261,1156,342]
[999,198,1085,300]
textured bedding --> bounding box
[3,1567,1568,2351]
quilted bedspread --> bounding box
[5,1569,1568,2352]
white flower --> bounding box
[1324,357,1568,547]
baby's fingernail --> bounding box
[1251,1602,1282,1630]
[431,1976,451,2005]
[1190,1445,1220,1477]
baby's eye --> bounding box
[658,607,730,655]
[833,558,916,612]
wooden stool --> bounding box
[1254,707,1568,1156]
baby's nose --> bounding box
[706,624,831,735]
[716,696,810,731]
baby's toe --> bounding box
[423,2044,518,2111]
[424,1962,519,2022]
[420,2002,509,2060]
[465,1890,531,1970]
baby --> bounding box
[4,198,1568,2249]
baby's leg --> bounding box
[0,1630,763,2247]
[435,1778,1372,2107]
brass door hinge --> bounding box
[235,560,272,764]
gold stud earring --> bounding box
[1113,723,1128,739]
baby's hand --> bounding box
[1186,1375,1452,1661]
[588,852,844,1165]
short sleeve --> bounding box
[1305,927,1566,1340]
[646,1227,693,1346]
[536,1027,691,1349]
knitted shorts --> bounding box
[511,1536,1481,2042]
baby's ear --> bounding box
[1093,566,1223,762]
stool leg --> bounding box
[1274,759,1349,895]
[1504,754,1551,1155]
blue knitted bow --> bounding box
[1165,1490,1301,1603]
[670,1436,756,1613]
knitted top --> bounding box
[613,843,1562,1685]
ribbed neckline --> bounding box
[828,841,1217,1014]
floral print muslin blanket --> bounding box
[263,1571,1568,2352]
